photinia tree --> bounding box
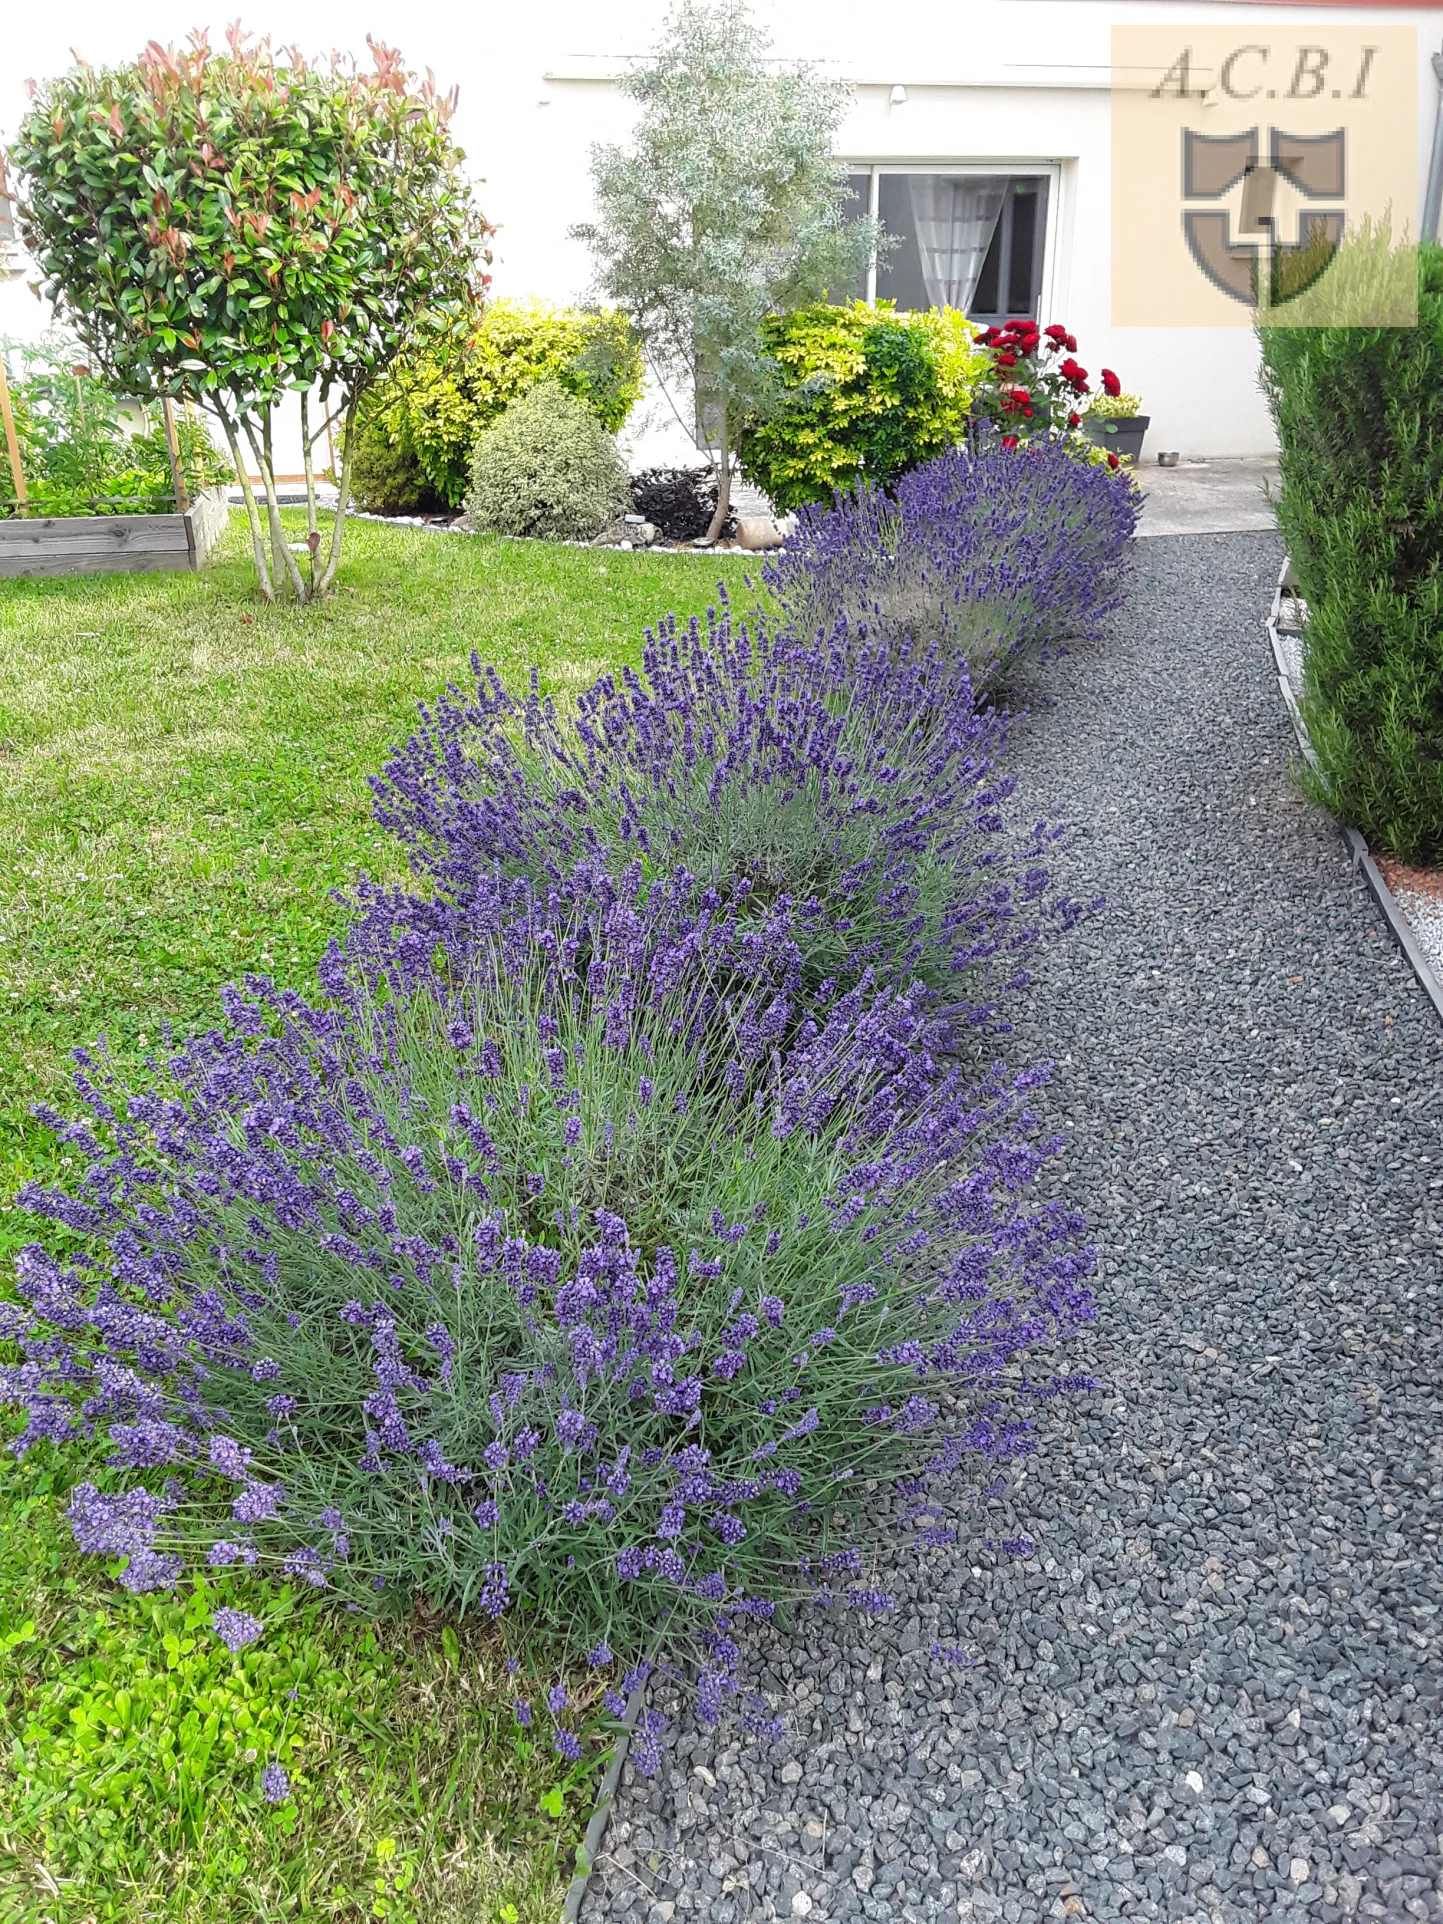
[10,29,491,600]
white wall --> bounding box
[6,2,1443,467]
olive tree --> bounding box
[573,2,877,542]
[12,29,491,599]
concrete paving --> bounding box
[1133,457,1281,539]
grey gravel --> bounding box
[580,534,1443,1924]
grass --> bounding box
[0,511,749,1921]
[0,1447,599,1924]
[0,511,748,1232]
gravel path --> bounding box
[580,534,1443,1924]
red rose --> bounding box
[1044,323,1069,343]
[1068,410,1080,428]
[1065,334,1077,352]
[1107,452,1120,469]
[1022,405,1034,417]
[1001,434,1019,448]
[1102,368,1121,397]
[995,351,1017,368]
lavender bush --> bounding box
[2,889,1093,1758]
[763,440,1139,690]
[367,595,1084,1024]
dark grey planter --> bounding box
[1084,414,1150,464]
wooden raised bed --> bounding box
[0,487,229,579]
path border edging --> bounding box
[1266,559,1443,1026]
[558,1688,645,1923]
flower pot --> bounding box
[1084,415,1150,464]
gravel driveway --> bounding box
[580,533,1443,1924]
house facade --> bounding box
[4,1,1442,476]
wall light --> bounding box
[889,84,908,106]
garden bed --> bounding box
[0,486,228,579]
[0,513,755,1920]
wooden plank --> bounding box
[0,536,190,565]
[187,488,229,566]
[0,510,187,540]
[0,548,205,579]
[0,523,190,557]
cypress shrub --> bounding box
[1259,242,1443,859]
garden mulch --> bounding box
[579,532,1443,1924]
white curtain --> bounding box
[909,175,1007,312]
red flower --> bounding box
[1068,410,1080,428]
[1044,323,1069,343]
[995,351,1017,369]
[1001,434,1019,449]
[1101,368,1121,397]
[979,327,1002,346]
[1107,452,1120,469]
[1065,334,1077,352]
[1022,405,1034,417]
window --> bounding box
[843,166,1052,323]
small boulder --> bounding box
[736,516,785,551]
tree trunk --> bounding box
[703,400,731,545]
[315,394,359,596]
[300,391,322,595]
[246,410,308,602]
[215,402,274,602]
[300,392,319,541]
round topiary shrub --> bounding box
[464,380,632,542]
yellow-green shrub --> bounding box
[364,301,644,509]
[738,301,986,510]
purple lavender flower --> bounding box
[764,439,1138,690]
[260,1762,289,1804]
[7,692,1099,1778]
[211,1607,264,1653]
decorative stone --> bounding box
[736,516,784,551]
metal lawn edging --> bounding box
[1266,558,1443,1025]
[558,1688,646,1923]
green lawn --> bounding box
[0,512,747,1225]
[0,512,749,1922]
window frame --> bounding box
[844,160,1062,323]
